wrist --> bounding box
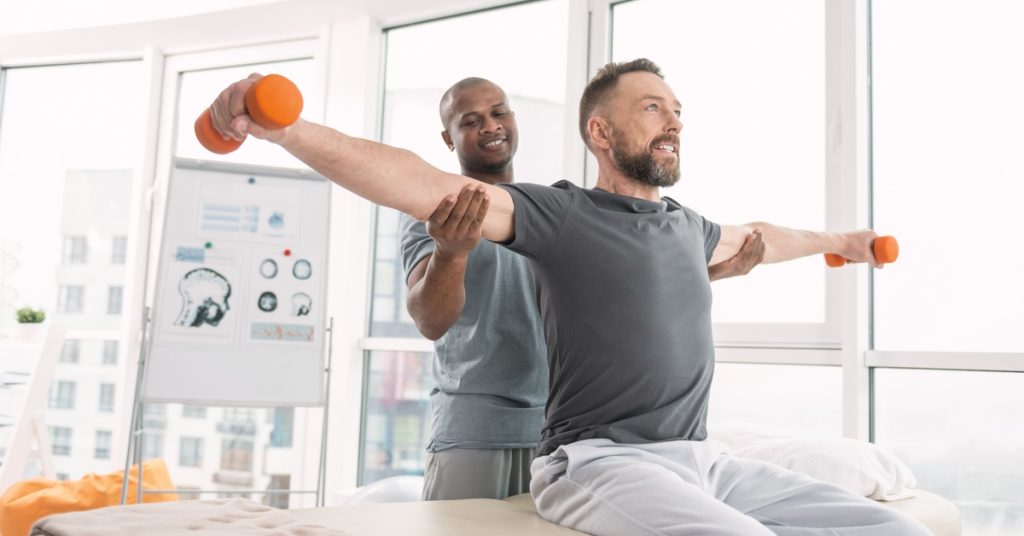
[432,248,470,264]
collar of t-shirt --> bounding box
[584,183,680,214]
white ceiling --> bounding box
[0,0,285,36]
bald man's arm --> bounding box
[208,75,514,242]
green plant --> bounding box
[15,307,46,323]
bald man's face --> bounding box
[442,82,518,175]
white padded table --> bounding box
[290,490,961,536]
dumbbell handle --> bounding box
[825,235,899,267]
[194,74,303,154]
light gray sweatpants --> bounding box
[530,438,931,536]
[422,447,535,501]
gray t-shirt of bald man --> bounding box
[495,180,721,456]
[400,213,548,452]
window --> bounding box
[110,235,127,264]
[98,383,115,413]
[143,402,167,430]
[61,236,87,264]
[57,285,84,314]
[50,427,72,456]
[102,340,119,365]
[59,339,81,363]
[94,430,112,459]
[360,351,433,485]
[182,405,207,418]
[872,0,1024,353]
[141,432,164,459]
[0,61,142,334]
[875,369,1024,534]
[369,0,571,338]
[106,286,123,314]
[361,0,571,484]
[179,437,204,467]
[611,0,826,326]
[220,438,254,472]
[48,380,76,409]
[708,363,841,438]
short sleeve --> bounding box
[496,181,574,259]
[399,213,435,283]
[678,205,721,263]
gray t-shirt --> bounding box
[496,180,721,456]
[400,215,548,452]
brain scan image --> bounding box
[258,291,278,312]
[260,259,278,278]
[175,268,232,327]
[292,259,312,280]
[292,292,312,316]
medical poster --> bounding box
[145,160,330,406]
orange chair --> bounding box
[0,459,178,536]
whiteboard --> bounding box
[143,159,331,406]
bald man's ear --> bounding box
[587,116,612,151]
[440,130,454,151]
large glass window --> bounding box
[708,363,842,438]
[611,0,826,325]
[369,0,571,337]
[359,351,432,485]
[361,0,571,484]
[0,60,143,485]
[875,369,1024,534]
[872,0,1024,353]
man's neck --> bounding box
[463,166,514,185]
[594,165,661,202]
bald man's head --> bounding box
[438,78,518,181]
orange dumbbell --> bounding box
[825,235,899,267]
[194,74,303,154]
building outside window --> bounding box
[50,427,72,456]
[182,405,207,418]
[102,340,119,365]
[59,339,81,363]
[98,383,115,412]
[220,438,254,472]
[48,380,76,409]
[179,437,204,467]
[56,285,84,313]
[110,235,127,264]
[61,236,87,264]
[94,430,112,459]
[107,285,123,314]
[141,432,164,459]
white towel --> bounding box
[710,422,918,501]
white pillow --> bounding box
[709,422,917,501]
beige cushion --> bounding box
[291,499,583,535]
[291,490,961,536]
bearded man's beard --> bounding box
[610,130,680,188]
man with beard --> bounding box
[402,77,765,501]
[208,58,926,535]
